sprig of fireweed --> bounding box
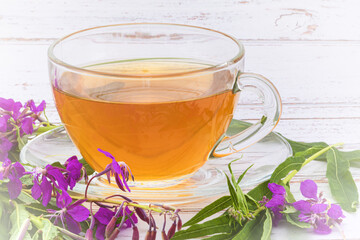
[172,121,360,239]
[0,98,182,240]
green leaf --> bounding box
[281,136,328,158]
[204,233,235,240]
[41,219,59,240]
[172,215,233,240]
[9,203,32,240]
[261,209,272,240]
[79,158,95,175]
[51,161,65,169]
[270,147,325,184]
[237,164,253,184]
[232,210,267,240]
[20,174,34,186]
[285,213,311,228]
[326,148,359,212]
[247,180,271,201]
[284,185,296,203]
[226,174,240,210]
[183,195,232,227]
[17,191,39,204]
[282,206,297,214]
[227,160,249,213]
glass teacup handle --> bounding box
[211,72,282,157]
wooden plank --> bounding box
[0,0,360,41]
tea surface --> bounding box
[53,60,237,180]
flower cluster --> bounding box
[293,180,345,234]
[264,180,345,234]
[0,159,25,199]
[0,97,46,162]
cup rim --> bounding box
[48,23,245,78]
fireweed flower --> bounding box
[64,156,83,190]
[0,159,25,199]
[29,164,68,206]
[47,190,90,234]
[293,179,345,234]
[25,100,46,116]
[0,137,13,162]
[96,148,134,192]
[264,183,287,225]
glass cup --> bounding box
[48,23,281,182]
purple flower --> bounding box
[293,180,345,234]
[25,100,46,115]
[0,97,22,120]
[29,164,68,206]
[21,117,34,135]
[0,137,13,162]
[97,149,134,192]
[47,191,90,234]
[264,183,287,225]
[0,115,10,132]
[0,159,25,199]
[64,156,83,190]
[94,207,115,240]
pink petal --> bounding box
[311,203,328,214]
[265,194,285,208]
[293,200,311,214]
[31,180,42,200]
[65,214,81,234]
[8,178,22,199]
[21,117,34,135]
[94,207,115,225]
[314,219,332,234]
[327,204,345,219]
[67,205,89,222]
[300,180,318,199]
[97,148,115,161]
[41,177,52,206]
[0,116,9,132]
[56,190,72,209]
[95,224,106,240]
[268,183,286,195]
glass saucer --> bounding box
[20,127,292,205]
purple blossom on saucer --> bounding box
[97,148,134,192]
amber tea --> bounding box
[53,60,238,181]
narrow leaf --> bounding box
[232,210,267,240]
[41,219,59,240]
[172,215,233,240]
[261,209,272,240]
[183,196,232,227]
[237,164,254,184]
[226,174,240,210]
[326,148,359,212]
[270,147,325,184]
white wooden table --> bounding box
[1,0,360,239]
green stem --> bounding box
[283,143,344,184]
[57,227,86,240]
[22,189,163,213]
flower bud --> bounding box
[145,230,152,240]
[151,230,157,240]
[161,230,169,240]
[177,217,182,230]
[85,229,93,240]
[107,228,120,240]
[167,220,176,239]
[105,216,117,238]
[135,207,149,223]
[132,226,139,240]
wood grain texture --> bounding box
[0,0,360,41]
[1,0,360,239]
